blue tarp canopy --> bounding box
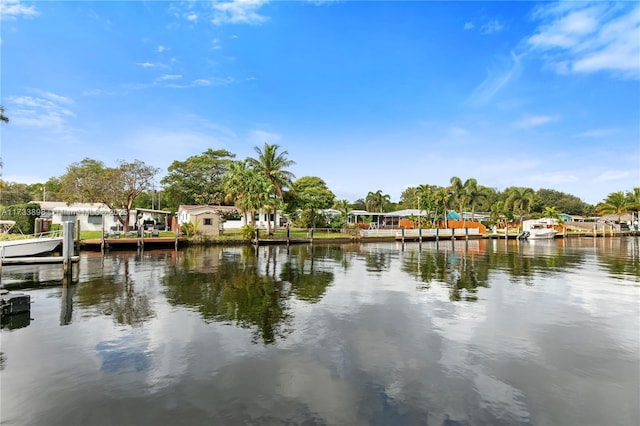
[446,211,461,220]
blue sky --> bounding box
[1,0,639,205]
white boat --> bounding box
[520,219,559,240]
[0,220,63,258]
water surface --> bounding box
[1,238,638,425]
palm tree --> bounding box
[626,187,640,211]
[373,190,391,213]
[449,176,472,226]
[505,187,535,226]
[433,187,451,228]
[247,143,296,234]
[365,191,378,212]
[415,184,434,225]
[224,160,252,224]
[365,190,390,228]
[597,191,631,225]
[333,199,351,223]
[490,200,505,227]
[465,179,491,223]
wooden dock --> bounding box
[80,236,188,250]
[1,255,80,265]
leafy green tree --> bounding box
[533,188,592,216]
[543,206,561,219]
[351,198,366,210]
[597,191,631,224]
[290,176,335,228]
[247,143,295,234]
[505,187,535,225]
[25,177,62,202]
[161,149,235,210]
[400,186,418,209]
[59,158,159,232]
[0,181,31,205]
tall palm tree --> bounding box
[490,200,505,226]
[597,191,631,225]
[365,191,378,212]
[464,179,491,223]
[449,176,470,226]
[505,187,535,226]
[365,190,390,228]
[626,187,640,211]
[333,199,351,222]
[224,160,253,224]
[247,143,295,233]
[433,187,451,228]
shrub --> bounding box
[240,224,256,240]
[0,203,40,234]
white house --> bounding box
[177,205,286,232]
[50,203,137,232]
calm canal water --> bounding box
[1,238,638,426]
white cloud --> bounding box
[7,95,75,131]
[136,62,156,68]
[464,22,475,30]
[186,12,198,22]
[0,0,38,19]
[157,74,182,81]
[157,45,168,53]
[212,0,269,25]
[28,90,74,105]
[574,128,622,138]
[466,51,522,106]
[248,130,281,145]
[162,77,233,89]
[593,170,636,183]
[530,173,579,184]
[480,20,504,34]
[514,114,558,128]
[527,3,640,79]
[450,126,469,136]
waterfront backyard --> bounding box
[1,237,638,425]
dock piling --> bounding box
[63,221,75,276]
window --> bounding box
[203,218,212,226]
[88,215,103,225]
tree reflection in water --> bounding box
[162,245,335,344]
[401,240,589,301]
[280,245,335,303]
[75,255,154,327]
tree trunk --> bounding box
[266,210,272,235]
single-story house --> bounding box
[50,203,137,232]
[177,205,223,236]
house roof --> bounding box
[178,204,238,212]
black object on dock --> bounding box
[1,289,31,316]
